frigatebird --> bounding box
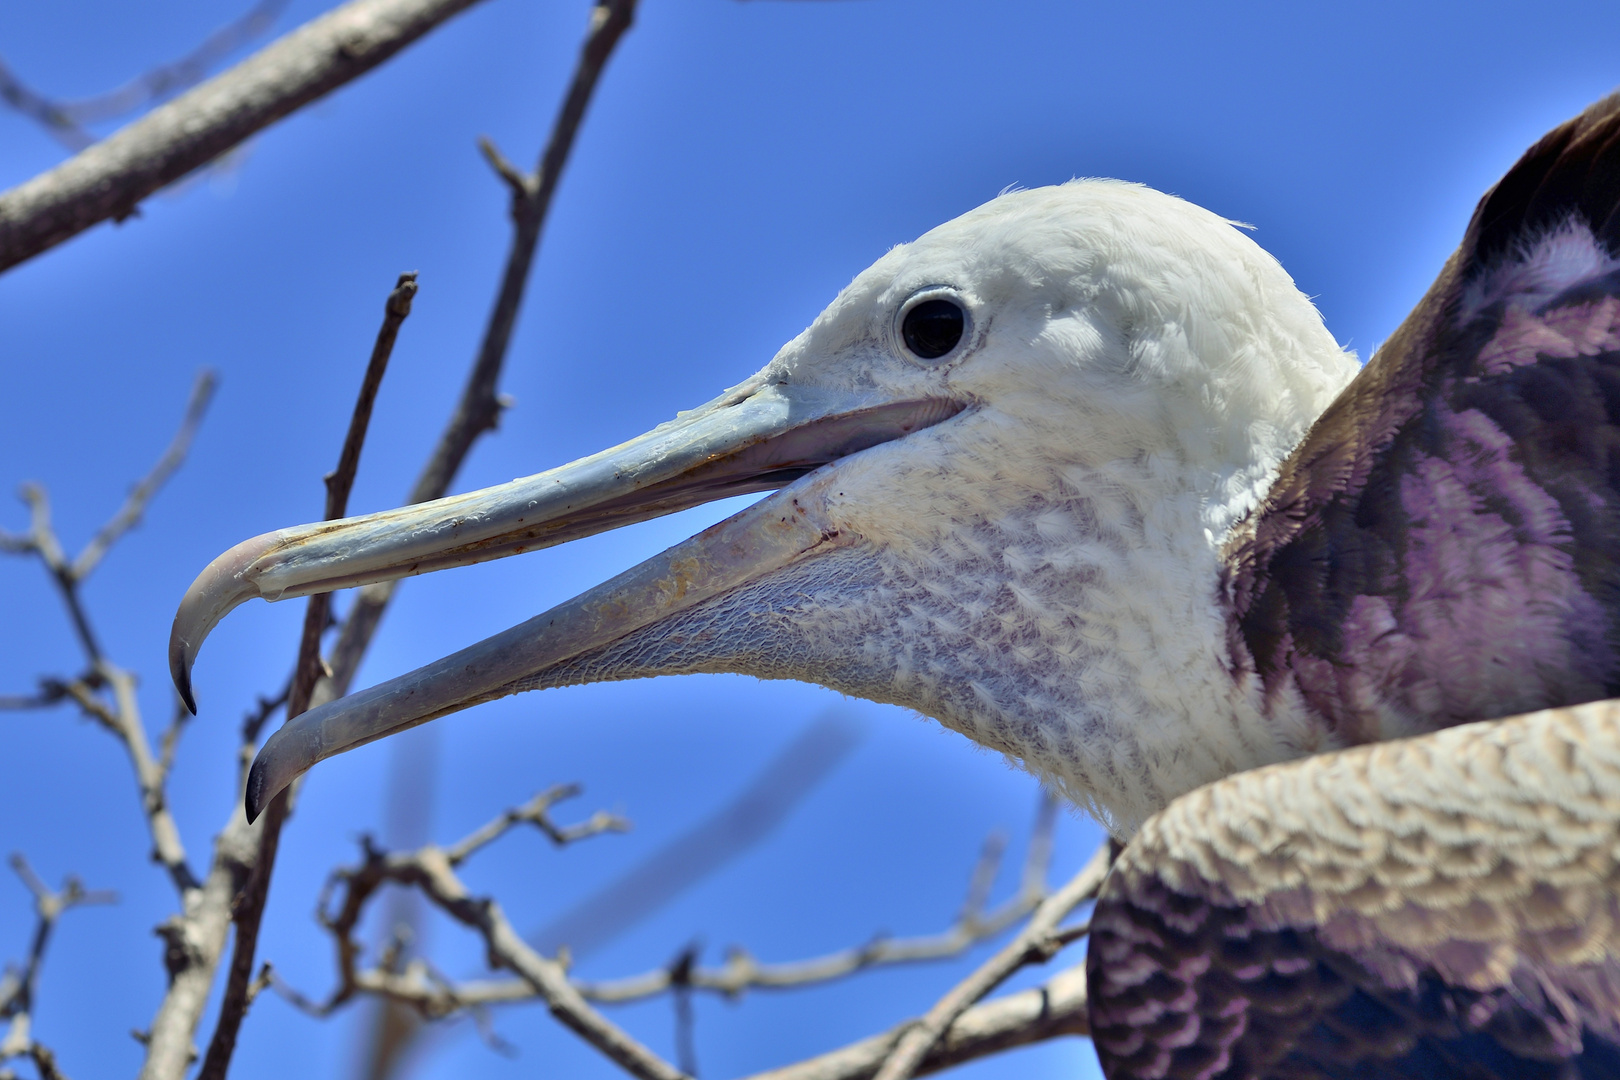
[172,93,1620,1077]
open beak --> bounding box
[170,373,962,820]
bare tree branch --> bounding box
[356,713,863,1079]
[0,855,116,1080]
[870,843,1111,1080]
[0,372,228,1080]
[0,373,216,897]
[139,802,256,1080]
[0,1,291,152]
[0,0,492,273]
[288,788,686,1080]
[443,784,630,865]
[311,0,639,714]
[75,371,217,581]
[574,793,1061,1005]
[278,792,1064,1026]
[197,272,417,1080]
[739,962,1092,1080]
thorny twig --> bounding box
[197,272,418,1080]
[0,855,117,1080]
[0,1,291,151]
[0,372,216,897]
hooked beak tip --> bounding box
[173,661,197,717]
[244,757,269,823]
[169,531,283,714]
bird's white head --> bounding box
[175,180,1357,836]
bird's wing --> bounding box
[1086,699,1620,1080]
[1090,94,1620,1080]
[1224,93,1620,737]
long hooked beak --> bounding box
[171,374,962,821]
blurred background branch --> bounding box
[0,0,292,151]
[0,855,116,1080]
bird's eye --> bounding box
[901,298,965,360]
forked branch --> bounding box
[286,786,683,1080]
[0,855,117,1080]
[0,372,216,897]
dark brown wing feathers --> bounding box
[1092,94,1620,1080]
[1224,92,1620,739]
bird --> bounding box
[171,92,1620,1078]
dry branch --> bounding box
[292,788,684,1080]
[739,962,1091,1080]
[281,809,1102,1079]
[0,371,216,897]
[316,0,640,710]
[575,794,1060,1005]
[278,793,1066,1020]
[0,0,491,273]
[197,272,418,1080]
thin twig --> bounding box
[574,791,1058,1005]
[324,272,418,521]
[870,844,1111,1080]
[308,0,638,728]
[4,484,102,662]
[74,372,217,581]
[442,784,629,866]
[0,0,492,272]
[197,272,417,1080]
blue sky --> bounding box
[0,2,1617,1078]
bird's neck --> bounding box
[891,447,1336,832]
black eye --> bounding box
[901,298,965,360]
